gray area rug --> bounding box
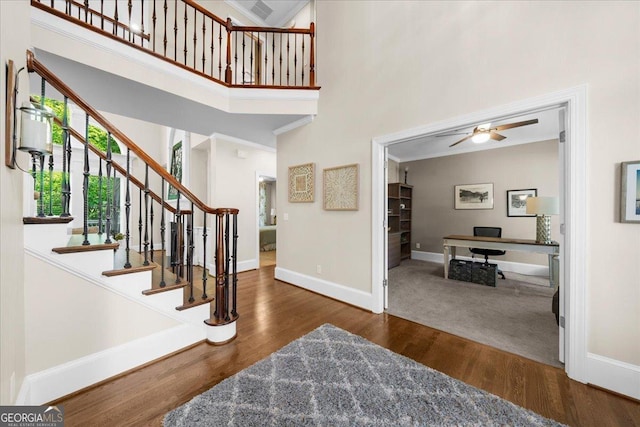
[164,324,563,426]
[388,259,560,367]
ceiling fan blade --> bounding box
[489,132,506,141]
[493,118,539,132]
[449,134,474,147]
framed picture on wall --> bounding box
[507,188,537,217]
[621,160,640,223]
[167,141,182,200]
[454,183,493,210]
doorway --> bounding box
[371,86,588,381]
[258,174,277,267]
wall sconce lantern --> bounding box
[526,196,559,244]
[18,101,54,156]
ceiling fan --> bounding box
[447,119,539,148]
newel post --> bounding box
[309,22,315,87]
[225,17,233,84]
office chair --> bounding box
[470,226,506,279]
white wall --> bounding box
[195,136,276,269]
[0,0,31,405]
[24,254,180,374]
[277,1,640,370]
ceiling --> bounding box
[226,0,309,27]
[388,108,561,163]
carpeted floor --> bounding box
[387,260,561,367]
[164,324,564,426]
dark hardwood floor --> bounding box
[52,265,640,426]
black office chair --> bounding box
[470,226,506,279]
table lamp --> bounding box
[526,196,559,244]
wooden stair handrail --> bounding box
[27,50,237,216]
[41,107,187,216]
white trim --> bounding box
[386,153,401,163]
[237,259,258,273]
[16,324,204,405]
[411,251,550,277]
[211,133,277,153]
[586,353,640,400]
[275,267,372,311]
[206,320,237,344]
[273,115,315,136]
[372,86,589,386]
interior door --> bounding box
[557,108,567,364]
[383,147,390,310]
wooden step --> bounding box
[23,216,74,225]
[175,265,215,310]
[103,247,158,276]
[52,233,119,254]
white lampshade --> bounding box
[19,102,54,155]
[526,197,559,215]
[270,208,276,216]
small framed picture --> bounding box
[454,183,493,210]
[621,160,640,223]
[507,188,537,217]
[288,163,315,203]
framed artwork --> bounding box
[454,183,494,210]
[621,160,640,223]
[167,141,182,200]
[323,163,359,211]
[288,163,314,203]
[507,188,537,217]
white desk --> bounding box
[443,235,560,287]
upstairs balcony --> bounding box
[29,0,319,146]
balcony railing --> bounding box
[31,0,317,89]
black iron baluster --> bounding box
[124,147,132,268]
[143,164,150,265]
[128,0,132,42]
[98,159,103,234]
[286,34,290,85]
[187,204,194,303]
[152,0,157,52]
[61,96,71,217]
[84,0,89,23]
[231,212,238,317]
[105,132,113,243]
[193,6,197,70]
[213,212,220,319]
[202,13,206,72]
[159,177,166,287]
[150,196,154,263]
[114,1,119,36]
[218,22,223,79]
[301,34,305,85]
[163,0,168,56]
[242,31,246,84]
[140,0,145,47]
[183,1,188,64]
[138,187,143,253]
[173,0,177,61]
[210,18,214,77]
[65,0,71,16]
[174,193,182,282]
[100,0,104,30]
[201,212,208,299]
[37,154,45,218]
[82,114,90,245]
[271,33,275,85]
[279,33,283,85]
[47,153,53,216]
[234,31,238,84]
[224,212,230,321]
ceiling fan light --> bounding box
[472,132,491,143]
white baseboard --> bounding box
[16,324,205,405]
[275,267,372,311]
[237,259,258,273]
[411,250,549,277]
[586,353,640,400]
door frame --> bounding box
[370,85,587,383]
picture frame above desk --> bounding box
[454,183,493,210]
[507,188,537,217]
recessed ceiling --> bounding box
[388,108,561,162]
[226,0,309,27]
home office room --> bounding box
[385,109,562,368]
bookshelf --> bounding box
[388,183,412,262]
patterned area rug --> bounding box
[164,324,563,426]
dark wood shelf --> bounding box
[388,183,413,268]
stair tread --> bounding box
[52,233,119,254]
[23,216,74,224]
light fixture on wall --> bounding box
[18,101,54,156]
[526,196,559,244]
